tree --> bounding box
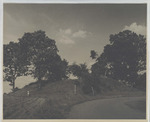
[3,42,29,90]
[90,50,98,59]
[92,30,146,85]
[91,52,108,76]
[69,63,98,94]
[45,58,69,81]
[69,63,89,79]
[19,30,68,88]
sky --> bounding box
[3,4,147,93]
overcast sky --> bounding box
[4,4,146,66]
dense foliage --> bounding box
[3,42,29,89]
[4,30,68,89]
[91,30,146,86]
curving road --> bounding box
[68,96,146,119]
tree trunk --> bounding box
[12,80,15,90]
[105,70,107,77]
[74,84,77,94]
[38,77,42,89]
[38,66,42,89]
[91,87,94,96]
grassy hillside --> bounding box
[3,77,145,119]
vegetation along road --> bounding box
[68,96,146,119]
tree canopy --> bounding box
[90,50,98,59]
[91,30,146,85]
[18,30,68,87]
[69,63,89,79]
[3,42,29,90]
[4,30,69,90]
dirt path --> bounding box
[68,96,146,119]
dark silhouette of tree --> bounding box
[69,63,98,94]
[3,42,29,90]
[45,58,68,81]
[19,30,68,88]
[91,30,146,85]
[69,63,89,79]
[68,63,89,95]
[91,53,108,76]
[90,50,98,59]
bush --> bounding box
[82,84,92,94]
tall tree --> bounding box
[19,30,68,88]
[3,42,29,90]
[92,30,146,85]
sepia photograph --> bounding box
[3,3,147,120]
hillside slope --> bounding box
[3,78,145,119]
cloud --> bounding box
[59,35,75,44]
[59,28,72,35]
[123,22,146,35]
[57,28,74,44]
[73,30,87,38]
[64,29,72,34]
[57,28,91,44]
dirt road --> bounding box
[68,96,146,119]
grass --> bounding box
[3,77,146,119]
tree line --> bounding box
[3,30,146,93]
